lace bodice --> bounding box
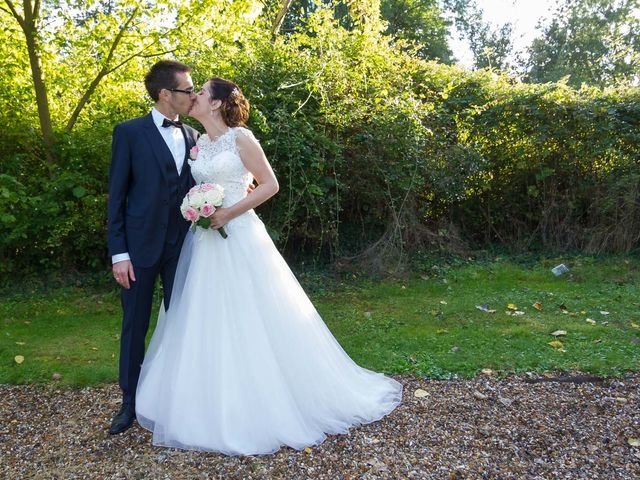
[188,127,258,231]
[189,127,255,207]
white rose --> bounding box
[204,189,224,206]
[189,191,205,209]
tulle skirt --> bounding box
[135,211,402,455]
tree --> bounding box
[524,0,640,87]
[380,0,453,62]
[444,0,514,70]
[266,0,453,62]
[0,0,196,163]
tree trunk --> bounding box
[271,0,294,40]
[5,0,56,163]
[24,24,55,163]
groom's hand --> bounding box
[113,260,136,289]
[246,182,256,194]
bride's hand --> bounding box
[210,207,232,230]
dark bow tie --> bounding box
[162,118,183,128]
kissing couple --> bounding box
[107,60,402,455]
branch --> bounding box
[271,0,293,40]
[3,0,24,27]
[64,6,140,132]
[32,0,40,21]
[105,47,176,75]
[66,5,199,132]
[103,6,140,70]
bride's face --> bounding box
[189,81,218,118]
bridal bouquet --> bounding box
[180,183,228,238]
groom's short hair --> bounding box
[145,60,192,102]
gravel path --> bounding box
[1,374,639,479]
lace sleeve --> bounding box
[234,127,260,152]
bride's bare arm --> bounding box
[209,131,279,230]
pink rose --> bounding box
[199,183,214,192]
[200,203,215,218]
[190,145,199,160]
[184,207,199,222]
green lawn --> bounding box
[1,255,639,385]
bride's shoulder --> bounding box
[233,127,259,145]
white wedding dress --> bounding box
[135,127,402,455]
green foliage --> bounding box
[444,0,514,70]
[0,0,639,279]
[451,78,640,251]
[380,0,454,62]
[525,0,640,87]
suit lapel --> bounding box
[142,113,174,183]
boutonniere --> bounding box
[189,145,199,160]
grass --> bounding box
[1,255,639,385]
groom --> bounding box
[107,60,199,434]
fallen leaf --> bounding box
[628,438,640,447]
[15,341,26,346]
[436,329,449,334]
[450,346,460,353]
[363,311,372,319]
[440,300,447,305]
[533,302,543,310]
[586,318,596,325]
[408,355,417,364]
[481,368,494,375]
[631,322,640,329]
[593,338,602,344]
[551,330,567,337]
[414,389,429,398]
[548,340,564,349]
[507,303,518,311]
[14,355,24,365]
[600,311,610,315]
[52,373,62,381]
[304,447,312,454]
[498,397,513,407]
[616,397,628,403]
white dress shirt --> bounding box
[112,108,186,265]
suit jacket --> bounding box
[107,113,199,268]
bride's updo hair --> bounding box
[207,77,249,127]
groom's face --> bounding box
[168,72,195,115]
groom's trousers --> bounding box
[118,239,183,407]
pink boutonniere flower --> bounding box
[190,145,199,160]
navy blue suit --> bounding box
[107,113,198,406]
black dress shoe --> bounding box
[109,404,135,434]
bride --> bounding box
[135,77,402,455]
